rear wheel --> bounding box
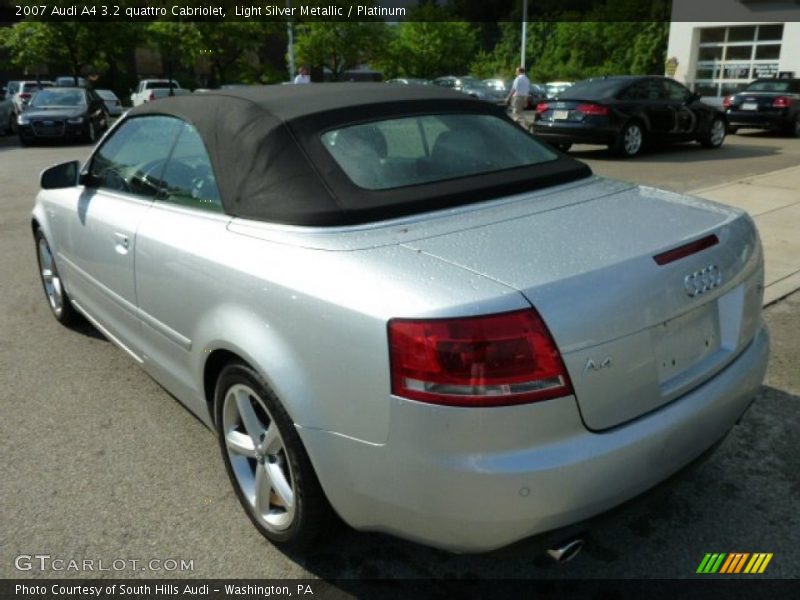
[700,117,726,148]
[612,121,644,157]
[788,114,800,138]
[215,362,333,551]
[35,229,79,326]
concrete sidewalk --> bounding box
[691,165,800,306]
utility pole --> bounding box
[521,0,528,69]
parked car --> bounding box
[3,80,21,100]
[433,76,506,104]
[130,79,183,106]
[387,78,431,86]
[545,81,574,98]
[55,76,88,87]
[483,78,508,92]
[9,80,55,114]
[32,83,768,554]
[723,78,800,137]
[0,95,15,134]
[95,89,124,116]
[532,76,728,157]
[17,87,109,145]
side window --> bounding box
[88,116,181,198]
[619,82,646,100]
[158,122,223,213]
[663,79,691,102]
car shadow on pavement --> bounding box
[569,141,783,164]
[278,384,798,582]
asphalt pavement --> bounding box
[0,131,798,582]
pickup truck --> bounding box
[130,80,188,106]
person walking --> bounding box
[294,66,311,84]
[506,66,531,125]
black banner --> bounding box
[1,0,799,23]
[3,579,800,600]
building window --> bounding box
[694,24,784,97]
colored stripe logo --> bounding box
[696,553,773,574]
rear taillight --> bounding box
[773,96,793,108]
[148,91,156,101]
[388,309,573,407]
[576,103,609,116]
[535,102,550,115]
[722,96,733,108]
[19,92,31,100]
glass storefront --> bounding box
[694,24,783,96]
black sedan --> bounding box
[531,76,727,157]
[17,87,108,146]
[724,78,800,137]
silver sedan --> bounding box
[32,84,769,554]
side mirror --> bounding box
[41,160,80,189]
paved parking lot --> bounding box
[0,131,798,582]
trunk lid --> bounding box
[404,182,764,430]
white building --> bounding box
[667,0,800,98]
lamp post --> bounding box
[287,0,296,81]
[521,0,528,69]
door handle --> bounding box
[114,232,130,254]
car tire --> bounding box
[5,114,14,135]
[553,143,572,152]
[215,361,334,551]
[788,115,800,138]
[700,117,726,148]
[35,229,80,326]
[612,121,644,157]
[19,135,32,147]
[85,121,97,144]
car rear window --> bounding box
[560,79,627,100]
[146,82,178,89]
[321,114,556,190]
[744,80,792,92]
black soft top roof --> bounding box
[126,83,591,226]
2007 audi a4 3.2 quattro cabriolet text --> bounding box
[33,83,769,553]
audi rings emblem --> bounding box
[684,265,722,297]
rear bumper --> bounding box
[726,109,792,129]
[300,323,769,552]
[532,121,618,145]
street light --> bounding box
[521,0,528,70]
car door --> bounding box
[56,116,182,358]
[134,119,229,406]
[661,78,698,138]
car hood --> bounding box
[23,107,86,119]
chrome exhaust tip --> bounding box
[545,538,585,563]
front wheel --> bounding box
[612,121,644,157]
[85,120,97,144]
[700,117,726,148]
[215,362,333,551]
[35,230,79,326]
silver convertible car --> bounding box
[33,84,769,554]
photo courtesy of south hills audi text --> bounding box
[13,583,316,597]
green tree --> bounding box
[146,21,202,88]
[195,22,283,87]
[294,21,389,80]
[376,6,479,79]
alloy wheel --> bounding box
[623,124,642,156]
[709,119,726,146]
[38,237,64,317]
[222,383,296,532]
